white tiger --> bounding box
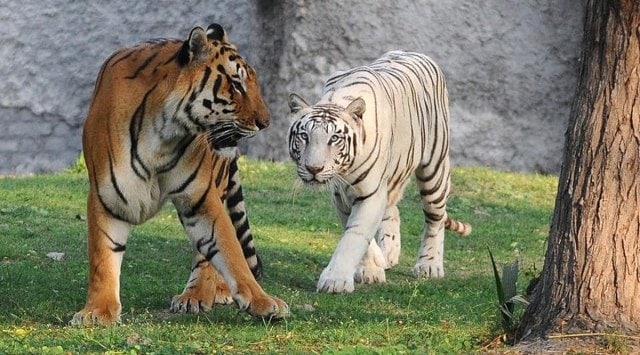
[287,51,471,293]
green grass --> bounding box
[0,158,557,354]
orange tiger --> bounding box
[71,24,288,325]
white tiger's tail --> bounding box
[445,217,472,237]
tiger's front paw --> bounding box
[70,304,121,326]
[233,286,290,320]
[316,266,355,293]
[412,261,445,278]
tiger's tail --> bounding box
[445,217,472,237]
[226,155,263,280]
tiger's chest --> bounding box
[97,164,168,225]
[97,136,202,225]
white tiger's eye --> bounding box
[300,132,309,141]
[328,135,339,144]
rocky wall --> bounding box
[0,0,584,174]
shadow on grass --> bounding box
[0,224,496,330]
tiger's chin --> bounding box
[302,178,328,186]
[212,145,238,158]
[210,136,239,157]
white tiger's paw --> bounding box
[316,266,355,293]
[379,237,400,269]
[354,262,386,284]
[412,261,445,278]
[354,242,388,284]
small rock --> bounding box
[46,252,65,261]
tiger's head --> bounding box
[174,24,269,154]
[287,93,365,185]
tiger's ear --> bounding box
[289,93,310,114]
[206,23,228,42]
[178,26,209,66]
[346,97,366,120]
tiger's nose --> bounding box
[256,117,269,130]
[305,164,324,175]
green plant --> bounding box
[66,154,87,174]
[488,248,529,341]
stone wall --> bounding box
[0,0,584,175]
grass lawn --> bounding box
[0,157,557,354]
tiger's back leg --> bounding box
[412,158,451,278]
[377,205,401,268]
[171,153,263,313]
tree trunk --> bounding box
[518,0,639,339]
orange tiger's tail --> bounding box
[445,217,472,237]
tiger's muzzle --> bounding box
[207,122,258,150]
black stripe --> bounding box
[211,75,229,105]
[164,47,182,65]
[92,50,122,99]
[251,255,263,280]
[110,49,136,68]
[97,191,129,223]
[129,85,158,181]
[423,210,444,222]
[229,211,245,224]
[108,153,128,204]
[169,152,206,195]
[126,52,158,79]
[198,66,212,93]
[214,160,229,186]
[235,220,251,243]
[206,250,219,261]
[157,134,196,174]
[92,164,129,223]
[226,186,244,210]
[98,226,127,252]
[191,258,208,271]
[182,171,213,218]
[354,188,378,203]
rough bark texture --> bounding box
[519,0,640,339]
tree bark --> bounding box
[518,0,640,339]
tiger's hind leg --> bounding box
[354,206,403,284]
[412,160,451,278]
[378,205,401,269]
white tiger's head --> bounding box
[287,93,365,185]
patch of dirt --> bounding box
[483,334,640,354]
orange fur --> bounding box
[72,24,287,326]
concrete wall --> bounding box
[0,0,584,175]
